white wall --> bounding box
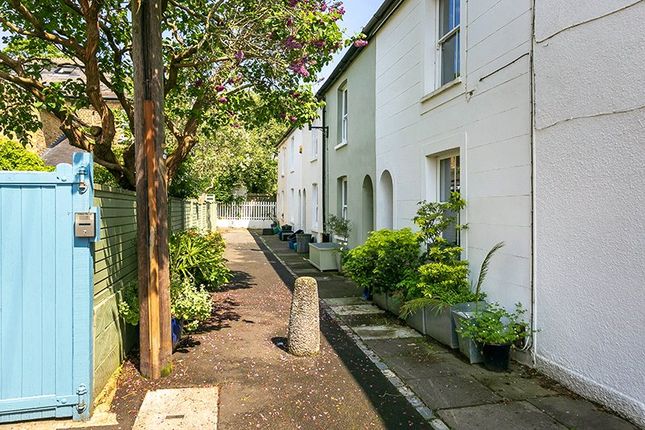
[374,0,533,312]
[534,1,645,426]
[276,124,324,241]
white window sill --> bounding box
[420,77,463,104]
[334,142,348,150]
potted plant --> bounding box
[325,214,351,272]
[457,302,530,372]
[452,241,504,363]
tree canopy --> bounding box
[167,120,283,200]
[0,0,352,188]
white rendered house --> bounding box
[276,120,324,242]
[365,0,644,425]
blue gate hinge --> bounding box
[76,384,88,413]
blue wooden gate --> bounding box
[0,153,97,423]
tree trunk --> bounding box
[132,0,172,379]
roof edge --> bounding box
[316,0,404,97]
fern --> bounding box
[473,241,505,298]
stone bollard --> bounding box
[288,277,320,356]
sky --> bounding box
[316,0,384,88]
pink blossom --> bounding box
[235,50,245,61]
[312,39,326,48]
[353,39,368,48]
[218,96,228,103]
[215,84,226,92]
[289,116,298,122]
[286,17,294,27]
[284,36,303,50]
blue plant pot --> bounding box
[171,318,183,348]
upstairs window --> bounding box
[289,136,295,171]
[438,0,460,86]
[311,124,319,160]
[338,84,348,146]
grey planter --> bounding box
[386,294,402,316]
[373,292,387,310]
[424,301,487,349]
[406,308,425,334]
[423,305,458,348]
[453,311,484,364]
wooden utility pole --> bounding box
[132,0,172,379]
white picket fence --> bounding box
[216,200,275,228]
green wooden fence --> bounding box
[92,186,217,398]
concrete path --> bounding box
[261,232,638,430]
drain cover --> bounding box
[132,387,218,429]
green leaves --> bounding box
[0,137,53,171]
[457,303,529,346]
[169,229,232,291]
[343,228,421,294]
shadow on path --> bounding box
[252,233,431,429]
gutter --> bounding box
[529,0,538,365]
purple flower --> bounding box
[312,39,326,48]
[289,60,310,77]
[235,50,245,62]
[218,96,228,103]
[288,0,299,6]
[289,116,297,123]
[320,2,327,11]
[353,39,368,48]
[286,17,294,27]
[284,36,303,50]
[215,84,226,92]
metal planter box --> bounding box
[308,243,340,271]
[386,294,402,316]
[453,311,484,363]
[406,308,425,334]
[424,301,487,349]
[373,292,387,309]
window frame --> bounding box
[436,0,461,88]
[436,152,461,245]
[311,126,319,161]
[289,136,295,172]
[341,177,348,220]
[340,87,348,145]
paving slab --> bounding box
[353,324,423,340]
[338,313,402,328]
[364,338,447,358]
[323,297,366,306]
[330,304,386,316]
[385,351,479,380]
[438,401,567,430]
[474,372,557,400]
[132,387,218,430]
[407,374,501,410]
[528,396,637,430]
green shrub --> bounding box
[0,138,53,172]
[343,228,420,294]
[117,275,213,332]
[457,302,529,346]
[170,276,213,332]
[169,229,231,291]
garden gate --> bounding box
[0,153,97,423]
